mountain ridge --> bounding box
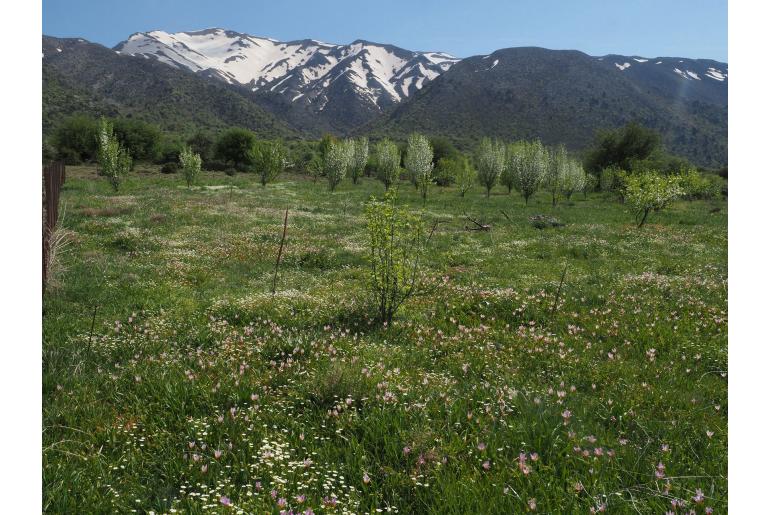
[43,32,727,167]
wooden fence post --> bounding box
[43,162,65,293]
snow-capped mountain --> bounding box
[115,28,458,112]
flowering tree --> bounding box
[373,139,401,191]
[96,117,132,192]
[404,133,434,200]
[510,140,548,205]
[500,143,520,194]
[561,159,587,200]
[546,145,569,206]
[248,140,287,186]
[350,137,369,185]
[365,191,425,324]
[324,139,354,191]
[476,138,506,198]
[179,146,202,188]
[625,171,684,227]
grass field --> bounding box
[43,165,727,514]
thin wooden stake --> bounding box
[551,264,568,315]
[271,208,289,295]
[500,210,512,222]
[87,304,98,354]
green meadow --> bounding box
[43,166,727,513]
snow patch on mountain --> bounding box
[115,28,459,111]
[705,67,726,81]
[615,62,631,71]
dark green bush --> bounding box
[161,162,179,174]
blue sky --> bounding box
[42,0,727,61]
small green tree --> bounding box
[625,172,684,227]
[476,138,506,197]
[454,156,476,197]
[405,133,434,200]
[179,146,202,188]
[248,140,287,186]
[324,139,354,191]
[350,137,369,185]
[365,191,426,324]
[307,154,323,182]
[96,117,132,192]
[373,139,401,191]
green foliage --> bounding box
[435,155,476,196]
[625,171,684,227]
[52,115,98,164]
[365,191,425,324]
[160,162,178,174]
[599,167,630,198]
[628,150,691,175]
[318,134,337,160]
[405,133,434,200]
[96,117,132,192]
[429,137,460,165]
[216,128,257,169]
[583,173,599,198]
[323,139,354,191]
[306,154,323,182]
[155,136,184,164]
[113,118,162,161]
[585,122,662,173]
[434,157,455,187]
[247,140,287,186]
[186,131,215,163]
[676,169,723,200]
[179,146,202,187]
[476,138,506,197]
[373,139,401,191]
[453,156,477,197]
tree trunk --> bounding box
[638,209,650,227]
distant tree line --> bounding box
[47,115,725,208]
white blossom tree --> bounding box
[350,137,369,185]
[373,138,401,191]
[476,138,506,198]
[561,159,587,200]
[625,171,684,227]
[510,140,547,205]
[404,133,434,200]
[546,144,569,206]
[324,139,354,191]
